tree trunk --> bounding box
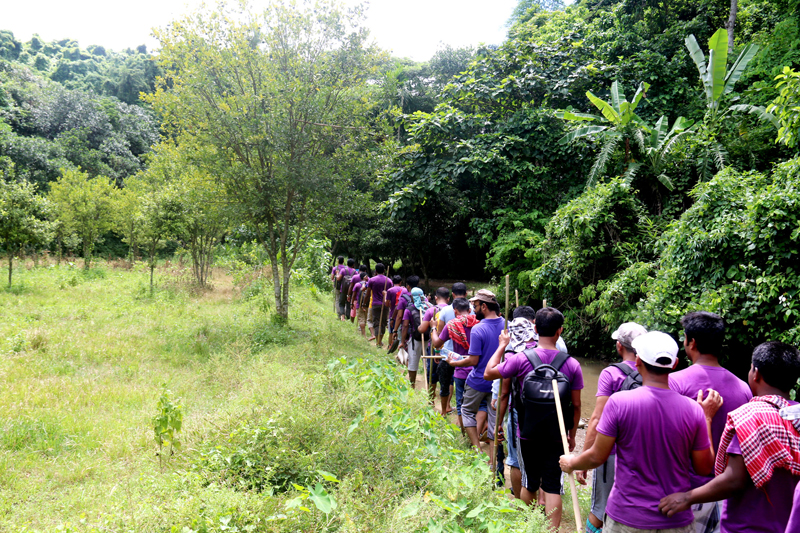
[83,240,91,270]
[150,264,155,296]
[57,234,62,266]
[8,254,12,288]
[726,0,738,53]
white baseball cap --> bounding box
[631,331,679,368]
[611,322,648,349]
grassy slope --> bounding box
[0,262,561,532]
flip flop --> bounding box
[387,338,399,354]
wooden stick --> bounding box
[543,298,548,308]
[552,378,582,533]
[515,289,519,308]
[420,307,427,393]
[491,275,510,475]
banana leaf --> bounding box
[586,91,620,124]
[558,125,608,144]
[724,43,759,94]
[708,29,729,102]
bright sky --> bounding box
[3,0,518,62]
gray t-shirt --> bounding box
[437,304,455,351]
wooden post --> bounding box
[491,275,510,475]
[553,379,582,533]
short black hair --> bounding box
[682,311,725,355]
[483,301,501,314]
[453,298,470,312]
[643,361,673,376]
[337,256,344,264]
[393,275,402,284]
[347,258,355,267]
[360,272,368,280]
[407,275,420,288]
[535,307,564,337]
[375,262,385,274]
[513,306,536,322]
[435,287,450,300]
[752,341,800,393]
[452,282,467,297]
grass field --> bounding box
[0,260,569,532]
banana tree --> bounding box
[556,81,650,187]
[629,116,695,191]
[685,28,777,178]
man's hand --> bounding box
[575,470,588,485]
[568,434,576,452]
[491,398,497,410]
[559,454,574,473]
[697,389,723,421]
[658,492,692,517]
[498,329,510,349]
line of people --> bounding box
[331,258,800,533]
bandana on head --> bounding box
[507,317,536,353]
[411,287,426,309]
[448,315,480,351]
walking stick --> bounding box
[420,307,427,395]
[491,275,510,475]
[515,289,519,308]
[553,379,582,533]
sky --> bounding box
[3,0,518,62]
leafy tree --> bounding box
[48,168,117,269]
[149,0,376,323]
[0,173,52,287]
[767,66,800,150]
[139,186,184,295]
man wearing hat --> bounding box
[578,322,647,533]
[559,331,722,533]
[446,289,505,452]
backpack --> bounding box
[340,267,356,298]
[401,293,432,341]
[358,281,369,309]
[334,266,343,290]
[610,362,642,392]
[513,349,574,441]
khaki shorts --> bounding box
[357,307,368,328]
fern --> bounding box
[586,134,620,188]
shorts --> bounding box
[454,377,485,416]
[518,437,563,495]
[505,407,519,469]
[590,454,616,521]
[371,305,389,336]
[407,338,422,372]
[691,501,721,533]
[437,357,454,397]
[604,517,692,533]
[357,307,368,328]
[461,384,495,438]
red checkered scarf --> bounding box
[447,315,480,351]
[715,395,800,488]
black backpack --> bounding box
[610,362,642,391]
[340,267,356,298]
[401,294,432,341]
[513,349,574,441]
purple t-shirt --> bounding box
[721,430,800,533]
[497,347,584,439]
[439,321,473,379]
[595,359,637,455]
[386,286,406,315]
[367,275,392,306]
[785,478,800,533]
[466,317,505,393]
[597,386,710,529]
[352,281,365,309]
[669,364,752,451]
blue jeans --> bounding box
[506,407,519,469]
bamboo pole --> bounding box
[420,307,427,394]
[491,275,510,475]
[543,298,548,308]
[515,289,519,307]
[553,379,582,533]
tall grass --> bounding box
[0,260,557,532]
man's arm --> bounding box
[430,325,444,348]
[449,355,479,367]
[560,433,615,473]
[484,330,510,381]
[659,454,748,517]
[400,319,409,349]
[495,378,511,434]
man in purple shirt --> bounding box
[364,263,393,348]
[447,289,503,453]
[431,297,480,433]
[560,331,721,533]
[577,321,647,533]
[660,341,800,533]
[331,256,345,316]
[419,287,450,411]
[668,312,752,532]
[385,275,405,352]
[485,307,582,530]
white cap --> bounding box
[631,331,679,368]
[611,322,648,349]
